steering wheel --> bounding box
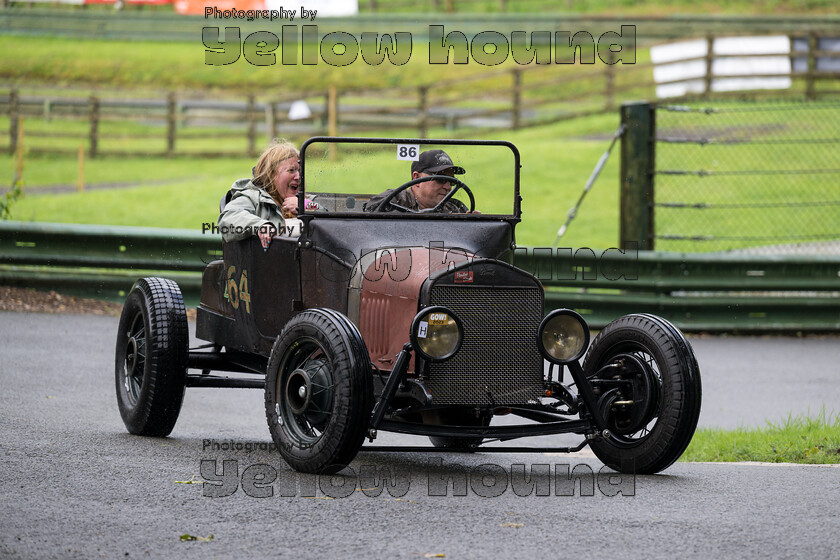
[375,175,475,213]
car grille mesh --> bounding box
[427,286,544,406]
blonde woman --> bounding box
[218,139,302,248]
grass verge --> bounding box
[681,410,840,464]
[0,112,624,248]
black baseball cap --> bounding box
[411,149,465,175]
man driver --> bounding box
[364,149,471,213]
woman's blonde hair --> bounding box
[252,138,299,206]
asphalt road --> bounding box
[1,311,839,559]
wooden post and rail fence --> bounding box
[3,29,836,158]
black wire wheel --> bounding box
[265,309,373,474]
[115,277,188,437]
[583,314,702,474]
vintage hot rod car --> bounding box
[115,137,701,474]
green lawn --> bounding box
[1,28,835,251]
[5,98,838,251]
[0,32,654,104]
[365,0,838,15]
[654,100,840,252]
[6,0,836,16]
[0,36,530,93]
[5,94,839,252]
[1,113,624,248]
[682,411,840,464]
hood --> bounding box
[230,178,268,196]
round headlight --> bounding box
[538,309,589,364]
[410,306,463,362]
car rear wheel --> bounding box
[115,277,188,437]
[583,313,701,474]
[265,309,373,474]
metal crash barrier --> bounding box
[1,221,838,331]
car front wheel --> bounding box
[265,309,373,474]
[583,313,702,474]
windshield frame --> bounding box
[298,136,522,219]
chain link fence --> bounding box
[653,99,840,254]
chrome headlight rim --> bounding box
[538,309,590,365]
[410,306,464,363]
